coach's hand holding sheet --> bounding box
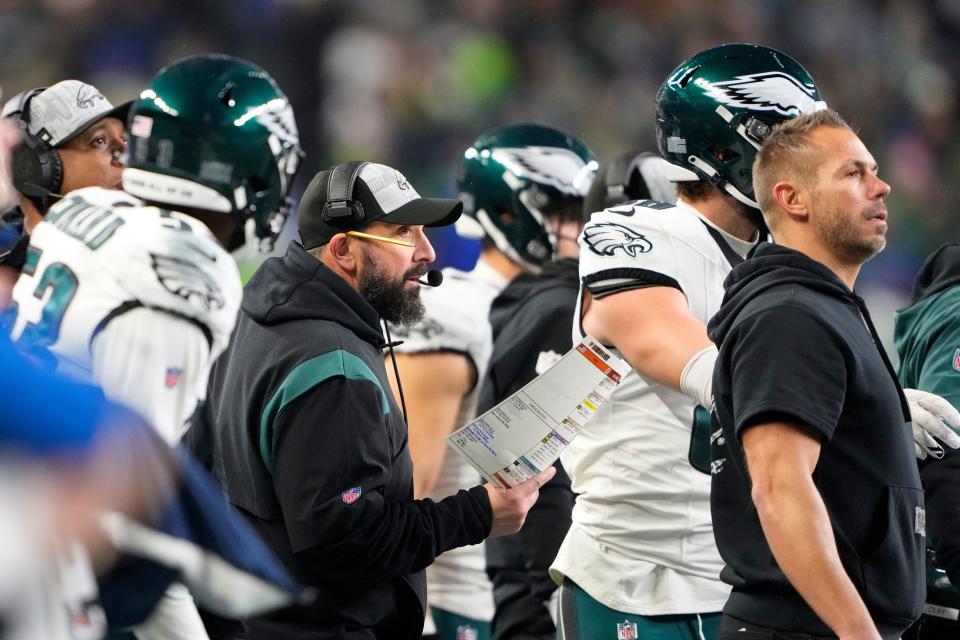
[485,466,557,537]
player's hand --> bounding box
[485,467,557,538]
[905,388,960,460]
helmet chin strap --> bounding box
[722,182,759,209]
[682,154,761,210]
[475,208,543,273]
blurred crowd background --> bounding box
[2,0,958,347]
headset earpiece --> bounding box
[5,87,62,212]
[321,160,368,225]
[11,134,63,200]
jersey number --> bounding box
[18,247,79,347]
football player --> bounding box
[386,123,595,640]
[478,149,675,640]
[2,79,129,234]
[8,54,301,640]
[0,80,129,308]
[550,44,827,640]
[896,244,960,640]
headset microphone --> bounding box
[418,270,443,287]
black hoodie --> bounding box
[707,243,924,639]
[478,258,580,414]
[203,242,492,639]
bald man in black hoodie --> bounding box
[707,109,924,640]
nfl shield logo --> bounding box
[617,620,638,640]
[165,367,183,388]
[341,487,362,505]
[953,347,960,372]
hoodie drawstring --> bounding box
[382,320,409,425]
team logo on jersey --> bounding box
[151,253,225,312]
[617,620,638,639]
[582,222,653,258]
[165,367,183,388]
[341,487,362,505]
[710,428,726,448]
[953,347,960,371]
[695,71,822,117]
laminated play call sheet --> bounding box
[447,336,630,488]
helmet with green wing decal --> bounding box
[456,123,597,269]
[656,43,825,209]
[123,54,302,250]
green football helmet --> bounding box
[456,123,597,269]
[123,54,302,250]
[656,43,825,208]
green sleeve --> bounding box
[916,319,960,412]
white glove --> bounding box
[904,388,960,460]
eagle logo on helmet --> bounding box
[583,222,653,258]
[695,71,824,118]
[491,146,593,196]
[250,97,301,194]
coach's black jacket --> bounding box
[204,242,492,640]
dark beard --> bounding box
[358,250,427,326]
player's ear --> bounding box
[772,180,809,223]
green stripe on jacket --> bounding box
[259,350,390,472]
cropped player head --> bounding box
[656,43,825,211]
[455,123,597,270]
[582,150,678,215]
[123,54,303,251]
[2,80,130,229]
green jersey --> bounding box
[894,245,960,411]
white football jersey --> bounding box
[390,258,508,622]
[551,199,755,614]
[10,187,242,442]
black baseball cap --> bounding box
[297,161,462,249]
